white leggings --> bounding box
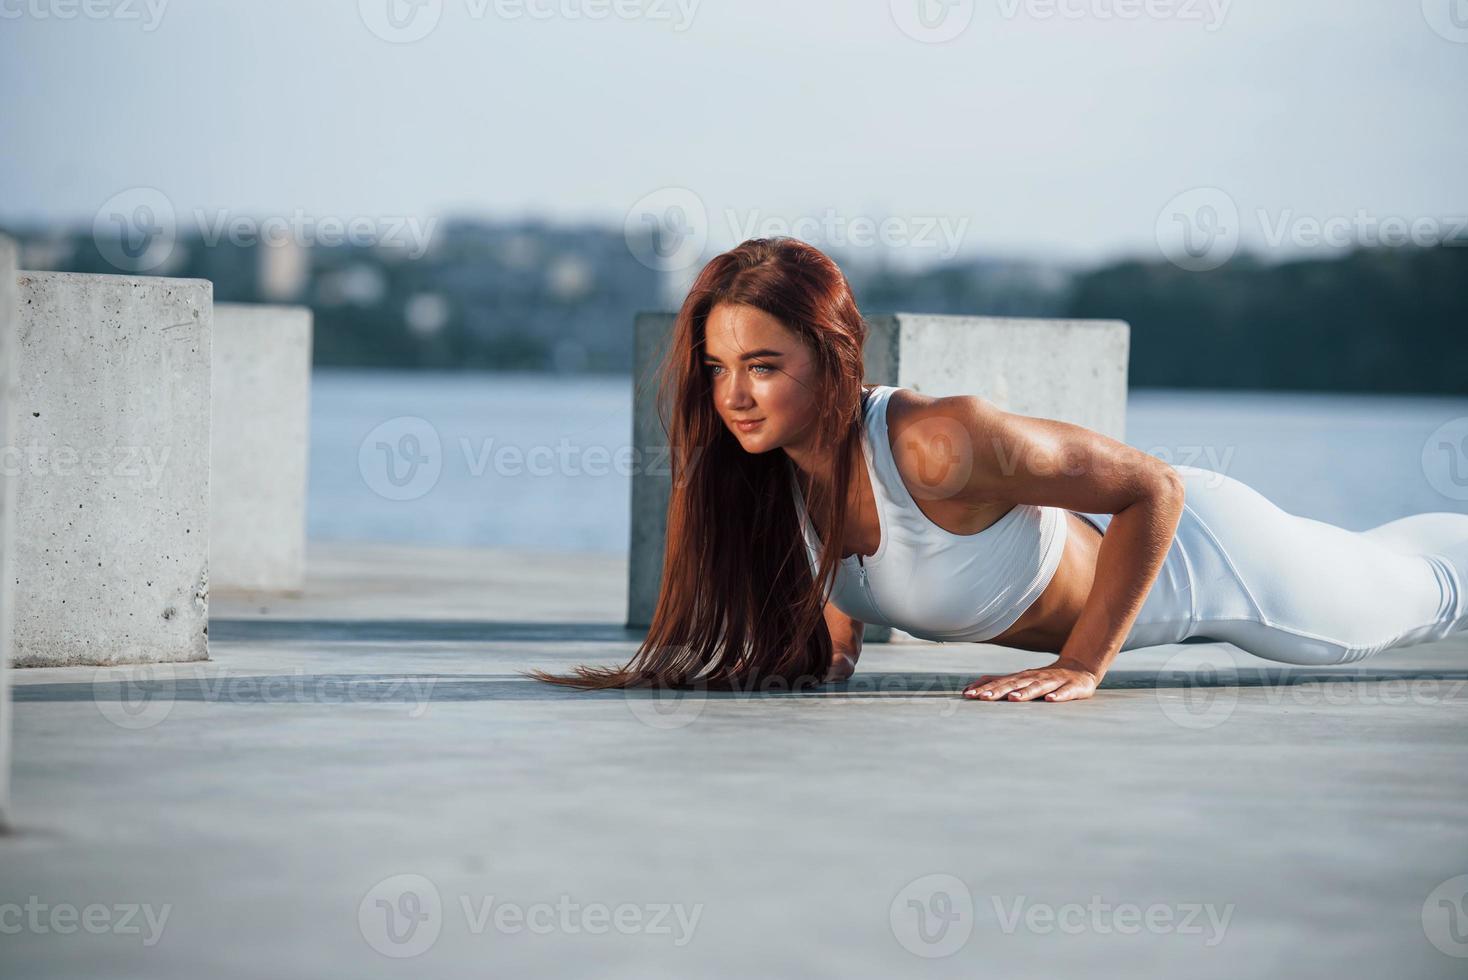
[1077,464,1468,666]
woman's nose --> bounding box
[723,374,754,407]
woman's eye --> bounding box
[705,363,772,376]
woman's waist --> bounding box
[844,538,1066,640]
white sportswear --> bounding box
[789,384,1468,666]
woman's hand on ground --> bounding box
[963,659,1100,703]
[825,650,858,683]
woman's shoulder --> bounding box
[884,384,998,422]
[883,385,972,424]
[882,386,1004,507]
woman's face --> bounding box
[702,302,821,453]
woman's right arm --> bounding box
[823,599,863,682]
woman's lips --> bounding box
[734,418,764,432]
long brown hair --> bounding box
[526,237,870,693]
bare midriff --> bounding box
[798,386,1107,654]
[811,485,1104,654]
[983,511,1104,652]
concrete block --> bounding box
[0,236,17,827]
[628,313,675,633]
[627,312,1131,642]
[210,303,312,594]
[864,313,1129,440]
[10,272,212,667]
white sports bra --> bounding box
[787,384,1073,643]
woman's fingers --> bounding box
[1006,677,1065,701]
[964,666,1098,703]
[1043,681,1093,702]
[964,670,1040,700]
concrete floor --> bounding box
[4,541,1467,979]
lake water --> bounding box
[308,369,1468,554]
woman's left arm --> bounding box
[969,485,1185,702]
[891,394,1186,703]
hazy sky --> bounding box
[2,0,1465,268]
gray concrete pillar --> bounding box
[628,313,677,634]
[0,237,17,829]
[210,303,312,594]
[10,272,212,666]
[627,312,1131,643]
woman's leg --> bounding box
[1361,512,1468,555]
[1174,464,1468,666]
